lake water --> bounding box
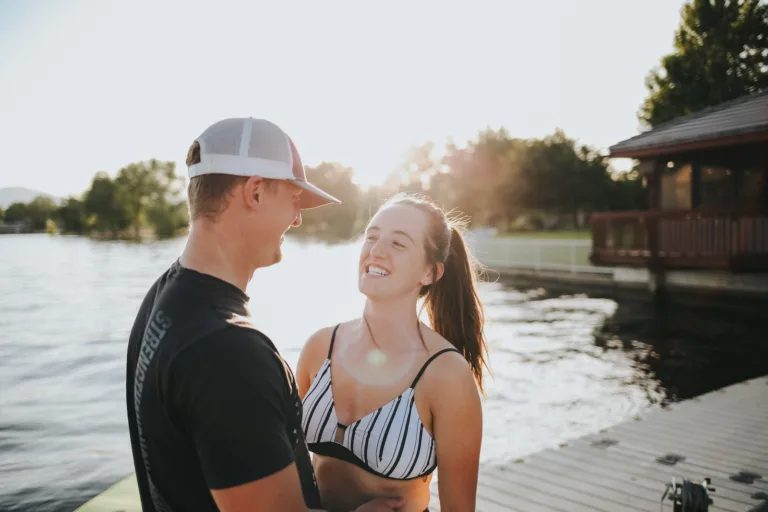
[1,234,767,512]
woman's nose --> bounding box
[369,239,386,257]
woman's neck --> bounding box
[361,297,424,352]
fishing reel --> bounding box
[661,477,715,512]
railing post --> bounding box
[589,213,604,265]
[648,211,660,270]
[535,243,541,271]
[646,210,667,303]
[570,241,575,273]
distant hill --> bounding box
[0,187,60,209]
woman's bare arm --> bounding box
[296,326,334,400]
[430,353,483,511]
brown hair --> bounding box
[380,193,490,394]
[185,140,276,221]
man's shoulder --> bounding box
[206,322,280,356]
[165,323,296,407]
[174,322,287,375]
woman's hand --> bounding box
[353,495,405,511]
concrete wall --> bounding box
[468,233,768,304]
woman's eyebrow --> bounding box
[367,226,415,243]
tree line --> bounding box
[1,128,645,241]
[290,128,647,240]
[2,159,189,239]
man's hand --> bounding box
[354,496,405,511]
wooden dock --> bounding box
[78,374,768,511]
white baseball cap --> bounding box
[188,117,341,209]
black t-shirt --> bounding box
[125,260,321,511]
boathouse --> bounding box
[590,90,768,272]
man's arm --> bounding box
[213,470,404,512]
[170,327,404,512]
[169,327,311,511]
[211,462,313,511]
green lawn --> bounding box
[499,230,591,240]
[471,235,594,268]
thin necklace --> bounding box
[362,314,427,367]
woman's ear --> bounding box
[434,262,445,283]
[421,262,444,286]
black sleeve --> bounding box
[168,326,296,490]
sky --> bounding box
[0,0,687,198]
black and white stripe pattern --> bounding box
[302,358,438,480]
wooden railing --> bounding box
[590,209,768,271]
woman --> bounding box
[297,194,490,512]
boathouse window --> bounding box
[699,165,735,207]
[737,168,766,206]
[660,162,692,210]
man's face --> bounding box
[254,180,303,266]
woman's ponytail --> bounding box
[424,225,489,393]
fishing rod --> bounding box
[660,476,715,512]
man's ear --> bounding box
[242,176,265,211]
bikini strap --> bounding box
[410,348,462,388]
[327,324,341,359]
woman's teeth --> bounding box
[367,265,389,276]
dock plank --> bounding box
[76,375,768,511]
[543,440,755,511]
[499,448,662,510]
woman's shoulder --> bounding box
[299,320,358,361]
[301,324,335,357]
[419,325,474,382]
[417,326,482,422]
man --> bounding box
[126,118,404,511]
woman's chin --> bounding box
[358,278,388,299]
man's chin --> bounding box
[256,247,282,268]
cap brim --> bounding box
[294,180,342,209]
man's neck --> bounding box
[179,221,257,293]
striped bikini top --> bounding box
[301,324,460,480]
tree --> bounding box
[640,0,768,127]
[437,130,525,226]
[84,172,131,236]
[491,130,614,228]
[25,196,58,231]
[56,197,87,234]
[607,168,648,211]
[142,160,188,238]
[147,200,189,239]
[389,142,442,195]
[4,202,27,223]
[0,207,4,222]
[115,159,185,238]
[294,162,362,239]
[387,128,632,231]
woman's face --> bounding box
[358,204,434,301]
